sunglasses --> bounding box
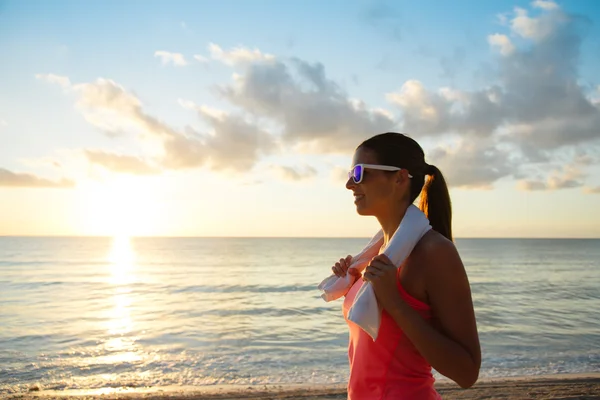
[348,163,413,184]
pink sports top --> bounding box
[342,271,442,399]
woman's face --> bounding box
[345,147,404,217]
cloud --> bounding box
[517,180,547,191]
[71,78,179,140]
[35,73,71,88]
[46,77,205,169]
[271,165,318,181]
[0,119,6,127]
[386,1,599,155]
[38,74,158,141]
[218,57,396,152]
[84,150,161,175]
[510,6,558,41]
[488,33,515,55]
[39,75,275,174]
[208,43,275,66]
[17,155,64,170]
[154,51,188,66]
[428,139,517,189]
[178,99,225,119]
[386,80,455,135]
[0,168,75,188]
[193,54,209,63]
[517,158,588,191]
[584,186,600,194]
[174,99,275,171]
[532,0,559,11]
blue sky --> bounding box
[1,0,600,237]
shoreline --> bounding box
[8,373,600,399]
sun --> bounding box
[77,175,163,237]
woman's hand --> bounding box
[331,255,360,278]
[363,254,402,313]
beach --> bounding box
[8,374,600,399]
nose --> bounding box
[345,176,355,190]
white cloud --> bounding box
[517,180,547,191]
[0,119,6,127]
[592,85,600,106]
[170,100,275,171]
[427,139,517,189]
[488,33,516,56]
[193,54,209,63]
[71,78,166,139]
[517,157,589,191]
[35,73,71,88]
[84,150,161,175]
[178,99,226,120]
[271,164,318,181]
[17,156,63,170]
[219,57,396,152]
[0,168,75,188]
[385,2,599,155]
[39,75,276,173]
[583,186,600,194]
[154,50,188,66]
[208,43,275,66]
[532,0,559,11]
[386,80,452,135]
[510,6,557,41]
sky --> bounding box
[1,0,600,238]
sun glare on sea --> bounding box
[108,234,135,286]
[103,235,140,362]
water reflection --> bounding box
[103,236,138,362]
[108,235,135,286]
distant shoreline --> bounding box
[10,373,600,400]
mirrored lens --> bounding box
[353,165,363,183]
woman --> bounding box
[332,132,481,399]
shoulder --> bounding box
[412,230,464,279]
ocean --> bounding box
[1,236,599,394]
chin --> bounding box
[355,205,373,216]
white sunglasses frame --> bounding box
[348,163,413,184]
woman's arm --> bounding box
[364,239,481,388]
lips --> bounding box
[353,194,365,204]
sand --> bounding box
[7,374,600,400]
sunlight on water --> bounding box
[106,288,133,336]
[104,236,139,363]
[107,235,135,286]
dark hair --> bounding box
[358,132,453,241]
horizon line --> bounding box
[1,235,599,240]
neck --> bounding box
[376,202,410,247]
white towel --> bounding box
[318,204,431,340]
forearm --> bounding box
[388,300,479,388]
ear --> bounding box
[395,169,410,184]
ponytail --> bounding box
[419,164,453,241]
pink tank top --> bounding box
[342,271,442,400]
